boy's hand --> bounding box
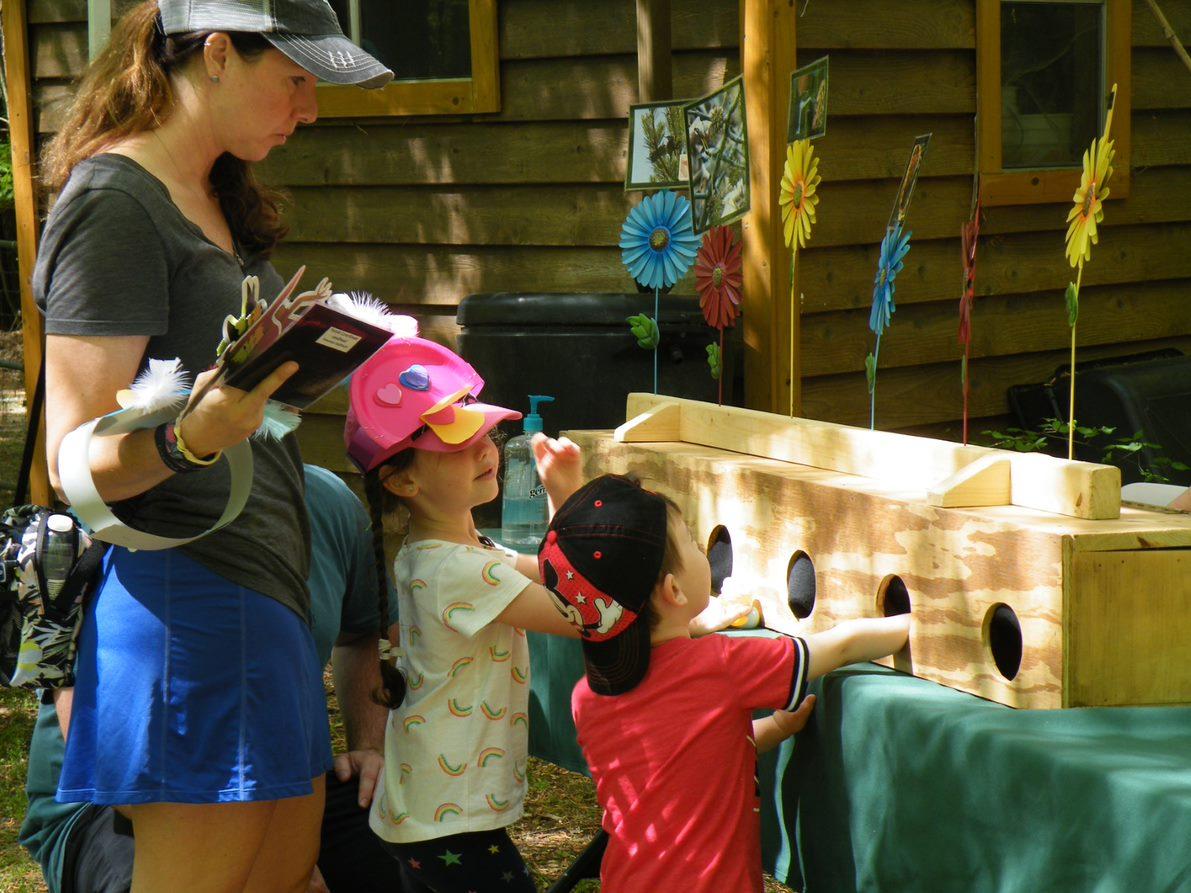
[688,597,753,636]
[532,433,584,517]
[772,694,817,738]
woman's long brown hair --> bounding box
[40,1,288,256]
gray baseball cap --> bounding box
[159,0,394,89]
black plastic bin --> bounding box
[1008,351,1191,486]
[456,293,741,437]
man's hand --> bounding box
[307,865,330,893]
[333,748,384,808]
[688,597,754,637]
[531,433,584,517]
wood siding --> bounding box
[23,0,1191,464]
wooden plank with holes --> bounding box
[569,409,1191,708]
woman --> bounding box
[37,2,391,891]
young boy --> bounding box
[538,474,911,890]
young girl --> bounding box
[343,336,585,891]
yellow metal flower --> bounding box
[780,139,820,250]
[1065,84,1118,268]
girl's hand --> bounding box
[688,597,753,636]
[175,362,299,456]
[532,433,584,517]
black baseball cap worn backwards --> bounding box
[538,474,668,696]
[159,0,394,88]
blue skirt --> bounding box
[57,547,332,805]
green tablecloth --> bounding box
[528,634,1191,892]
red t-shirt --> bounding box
[572,633,809,891]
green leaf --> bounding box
[865,352,878,394]
[1171,461,1190,472]
[1065,281,1079,327]
[706,343,722,380]
[626,314,660,349]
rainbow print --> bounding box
[513,626,527,637]
[477,747,506,768]
[513,761,527,783]
[481,561,503,586]
[485,794,512,812]
[437,754,467,777]
[449,656,474,678]
[510,712,529,730]
[388,811,410,826]
[409,625,422,645]
[480,701,507,720]
[399,763,413,784]
[488,645,511,662]
[441,601,475,632]
[410,578,428,592]
[510,665,529,685]
[402,715,427,732]
[434,803,464,822]
[407,671,425,690]
[415,542,443,552]
[447,698,474,717]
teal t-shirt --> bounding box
[19,464,396,891]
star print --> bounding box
[566,571,574,580]
[408,858,421,869]
[438,849,462,867]
[502,871,515,882]
[488,844,501,855]
[575,592,588,604]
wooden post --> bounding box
[740,0,795,413]
[2,0,51,505]
[635,0,672,101]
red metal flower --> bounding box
[695,226,743,330]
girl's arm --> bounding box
[496,582,582,638]
[752,694,817,754]
[45,334,297,502]
[804,615,910,682]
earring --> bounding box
[209,75,220,84]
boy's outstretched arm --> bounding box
[753,694,817,754]
[531,433,585,518]
[804,615,910,682]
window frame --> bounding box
[976,0,1131,207]
[315,0,500,118]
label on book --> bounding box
[316,327,363,352]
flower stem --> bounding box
[789,244,799,417]
[653,286,659,395]
[718,328,725,405]
[1067,263,1083,460]
[870,334,882,430]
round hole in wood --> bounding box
[706,525,733,594]
[787,551,816,619]
[877,575,911,617]
[985,603,1023,681]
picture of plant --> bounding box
[788,56,829,143]
[684,76,750,233]
[625,101,690,191]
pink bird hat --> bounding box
[344,337,522,473]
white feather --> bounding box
[327,291,419,337]
[253,401,303,441]
[128,358,191,413]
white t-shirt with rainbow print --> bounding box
[370,538,533,844]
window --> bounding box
[976,0,1130,206]
[317,0,500,118]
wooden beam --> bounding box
[3,0,50,506]
[927,455,1011,508]
[635,0,672,101]
[740,0,795,413]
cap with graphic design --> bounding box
[159,0,394,88]
[537,475,668,696]
[344,336,521,472]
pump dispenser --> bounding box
[501,395,555,548]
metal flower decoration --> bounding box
[779,140,821,250]
[695,226,742,403]
[866,223,911,428]
[695,226,742,331]
[619,189,701,290]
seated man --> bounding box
[20,465,402,893]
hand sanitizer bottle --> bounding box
[502,395,554,549]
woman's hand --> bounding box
[531,433,585,518]
[175,362,299,456]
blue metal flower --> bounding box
[868,224,912,339]
[619,190,702,290]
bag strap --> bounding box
[15,359,45,506]
[45,540,107,620]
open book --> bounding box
[215,267,396,409]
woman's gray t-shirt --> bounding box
[35,154,311,619]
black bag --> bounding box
[0,363,107,689]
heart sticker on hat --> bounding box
[375,383,403,406]
[399,365,431,391]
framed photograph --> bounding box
[887,132,933,231]
[625,100,691,191]
[683,76,751,233]
[788,56,829,143]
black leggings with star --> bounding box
[382,828,536,893]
